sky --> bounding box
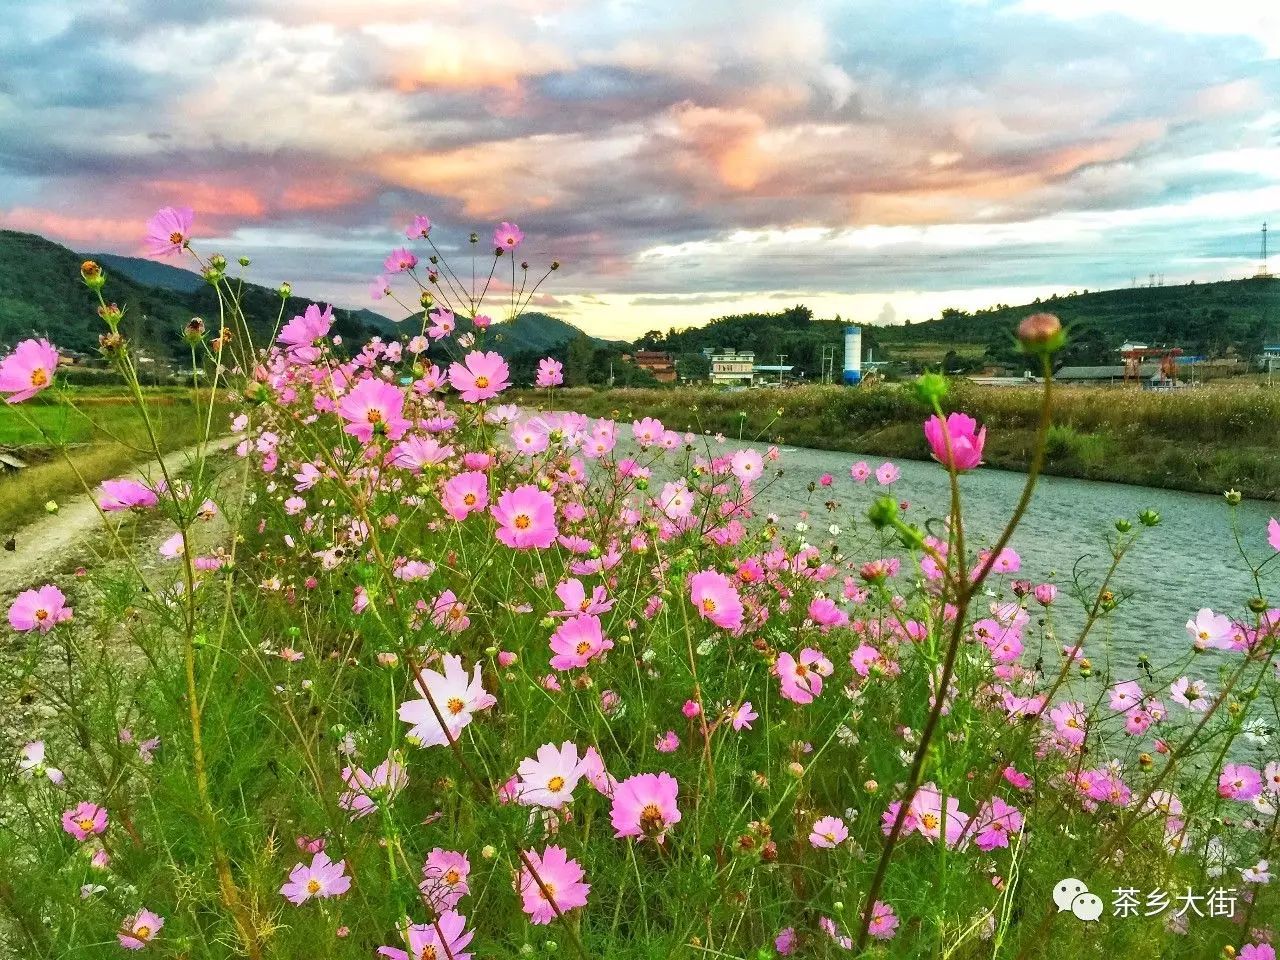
[1,0,1277,340]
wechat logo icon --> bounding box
[1054,878,1103,922]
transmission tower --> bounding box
[1258,222,1272,278]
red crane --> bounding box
[1122,346,1182,384]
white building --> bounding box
[707,348,755,387]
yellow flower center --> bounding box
[77,817,95,832]
[444,868,460,885]
[306,879,321,894]
[547,776,566,792]
[463,493,476,506]
[475,375,490,389]
[920,813,940,831]
[367,409,383,424]
[575,640,591,656]
[35,609,49,621]
[700,598,716,613]
[168,231,184,245]
[31,368,49,387]
[514,514,531,530]
[135,926,151,941]
[447,697,465,715]
[639,803,665,834]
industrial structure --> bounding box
[843,326,863,384]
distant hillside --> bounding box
[399,307,627,357]
[84,252,206,294]
[873,277,1280,368]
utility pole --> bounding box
[777,354,787,385]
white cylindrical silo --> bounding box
[842,325,862,384]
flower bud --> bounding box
[1248,596,1268,614]
[80,260,106,290]
[867,496,899,530]
[1115,518,1132,533]
[209,253,228,271]
[550,260,561,271]
[1138,509,1161,527]
[419,291,435,310]
[183,317,205,345]
[915,370,948,405]
[238,256,251,267]
[278,282,292,298]
[1224,489,1242,505]
[1017,312,1065,354]
[98,332,126,358]
[98,302,124,327]
[469,232,479,244]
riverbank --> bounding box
[513,380,1280,500]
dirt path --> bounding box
[0,439,232,592]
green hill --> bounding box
[84,251,207,294]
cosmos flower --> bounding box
[688,570,743,631]
[1219,763,1263,801]
[776,648,833,705]
[548,614,614,670]
[730,449,764,485]
[384,247,418,272]
[492,484,558,549]
[280,851,351,905]
[536,357,564,387]
[1185,608,1233,651]
[850,461,871,483]
[338,378,410,444]
[276,304,333,363]
[867,901,899,941]
[9,585,73,633]
[516,846,589,925]
[427,308,456,340]
[399,654,497,748]
[117,909,164,950]
[62,801,108,840]
[972,797,1023,851]
[809,815,848,848]
[377,912,473,960]
[875,462,901,485]
[552,579,613,617]
[1269,517,1280,551]
[18,741,64,784]
[610,772,681,842]
[731,702,758,731]
[0,338,59,403]
[1170,676,1211,711]
[924,412,986,472]
[338,756,407,819]
[449,351,510,403]
[420,849,471,911]
[405,214,432,239]
[493,221,524,250]
[516,741,585,808]
[442,470,489,522]
[144,206,193,257]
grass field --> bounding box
[0,387,226,533]
[516,379,1280,499]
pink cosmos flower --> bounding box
[399,654,497,748]
[473,313,492,329]
[891,782,970,846]
[1219,763,1263,801]
[611,772,681,842]
[1048,701,1087,745]
[441,470,489,522]
[730,449,764,485]
[338,378,409,443]
[420,849,471,911]
[808,597,849,630]
[391,435,453,472]
[868,901,899,941]
[775,928,796,955]
[377,912,472,960]
[1033,583,1057,606]
[552,579,614,617]
[517,741,585,808]
[117,909,164,950]
[516,846,589,925]
[144,206,193,257]
[493,221,524,250]
[62,801,108,840]
[280,851,351,904]
[973,797,1023,851]
[875,462,901,485]
[850,461,871,483]
[431,590,471,633]
[492,484,558,549]
[427,308,456,340]
[659,480,694,520]
[276,304,333,362]
[632,417,665,446]
[369,275,391,300]
[809,815,848,848]
[98,478,159,512]
[384,247,418,272]
[449,351,510,402]
[1107,680,1144,711]
[1186,607,1233,651]
[689,570,743,631]
[9,584,72,633]
[655,730,680,753]
[924,412,986,472]
[405,214,432,239]
[776,648,833,704]
[1171,676,1211,711]
[19,741,64,784]
[0,338,59,403]
[1269,517,1280,551]
[1241,945,1276,960]
[338,756,407,819]
[536,357,564,387]
[548,614,614,670]
[731,702,758,731]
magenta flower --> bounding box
[493,221,524,250]
[731,702,758,731]
[1033,583,1057,606]
[9,584,72,633]
[377,911,472,960]
[776,648,833,705]
[809,815,848,848]
[277,304,333,362]
[98,477,159,512]
[420,849,471,911]
[610,772,681,842]
[850,461,871,483]
[62,801,108,840]
[0,338,59,403]
[280,851,351,905]
[369,274,391,300]
[117,909,164,950]
[449,350,510,403]
[688,570,743,631]
[875,462,901,485]
[1219,763,1263,801]
[491,484,558,549]
[338,756,407,819]
[398,654,496,748]
[405,214,432,239]
[536,357,564,388]
[1048,701,1087,745]
[1186,607,1233,651]
[516,741,585,808]
[144,206,193,257]
[552,579,613,617]
[427,308,456,340]
[338,378,409,444]
[973,797,1023,851]
[655,730,680,753]
[549,614,614,670]
[516,845,589,925]
[868,901,899,941]
[1269,517,1280,551]
[923,412,986,472]
[775,928,796,954]
[730,449,764,485]
[384,247,418,272]
[1241,945,1276,960]
[441,471,490,522]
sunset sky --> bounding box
[1,0,1277,339]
